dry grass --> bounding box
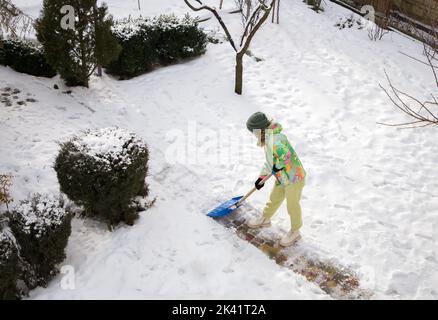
[0,174,13,211]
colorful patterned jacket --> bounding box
[260,122,306,186]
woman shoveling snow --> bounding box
[246,112,306,247]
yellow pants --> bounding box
[262,179,305,231]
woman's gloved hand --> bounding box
[255,177,265,190]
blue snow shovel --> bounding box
[207,173,273,218]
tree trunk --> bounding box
[246,0,251,19]
[271,0,276,23]
[93,4,102,78]
[235,52,244,95]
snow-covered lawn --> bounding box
[1,0,437,299]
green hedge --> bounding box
[0,225,20,299]
[106,14,207,78]
[9,194,72,289]
[54,127,149,226]
[0,38,56,78]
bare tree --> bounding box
[271,0,280,24]
[235,0,252,26]
[368,23,390,41]
[379,33,438,128]
[184,0,275,94]
[235,0,279,26]
[0,0,34,39]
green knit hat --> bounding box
[246,112,271,132]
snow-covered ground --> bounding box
[1,0,437,299]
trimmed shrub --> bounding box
[107,14,207,78]
[0,38,56,78]
[106,18,157,79]
[152,14,209,65]
[0,225,20,299]
[9,194,72,289]
[54,127,149,226]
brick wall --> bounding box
[392,0,438,25]
[335,0,438,26]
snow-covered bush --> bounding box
[152,14,208,65]
[0,225,20,299]
[107,14,207,78]
[8,194,72,289]
[106,17,157,78]
[54,127,149,226]
[0,38,56,78]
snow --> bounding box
[1,0,437,299]
[112,14,199,41]
[69,127,145,169]
[12,194,69,238]
[112,18,147,40]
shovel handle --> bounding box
[235,173,273,207]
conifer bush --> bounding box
[107,14,207,78]
[54,127,149,226]
[0,38,56,78]
[8,194,72,289]
[0,225,20,299]
[36,0,121,87]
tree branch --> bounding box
[0,0,34,38]
[184,0,238,52]
[379,70,438,128]
[240,2,263,47]
[238,0,274,54]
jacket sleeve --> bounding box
[273,140,288,170]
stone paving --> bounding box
[216,207,373,300]
[1,87,38,108]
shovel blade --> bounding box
[207,196,243,218]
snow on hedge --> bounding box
[69,127,147,170]
[112,18,146,40]
[12,194,70,238]
[112,14,200,40]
